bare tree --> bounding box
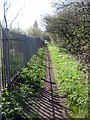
[2,0,25,29]
[2,0,25,84]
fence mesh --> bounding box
[1,28,44,89]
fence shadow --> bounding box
[1,79,71,120]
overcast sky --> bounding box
[0,0,54,31]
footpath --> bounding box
[36,48,70,119]
[22,47,70,119]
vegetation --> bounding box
[43,1,90,117]
[9,51,24,78]
[26,20,42,37]
[2,47,45,119]
[44,0,90,55]
[1,0,90,119]
[48,45,88,118]
[26,20,51,41]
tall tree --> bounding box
[26,20,42,37]
[44,0,90,54]
[33,20,38,28]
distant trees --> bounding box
[44,0,90,54]
[26,20,51,41]
[26,20,42,37]
[10,27,26,35]
[33,20,38,28]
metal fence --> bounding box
[0,23,2,92]
[0,27,44,89]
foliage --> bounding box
[10,27,26,34]
[41,32,51,42]
[9,51,24,78]
[2,47,45,119]
[49,45,88,118]
[26,26,42,37]
[33,20,38,28]
[26,20,42,37]
[44,1,90,54]
[18,48,45,92]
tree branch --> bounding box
[9,5,25,29]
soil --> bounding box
[35,48,71,119]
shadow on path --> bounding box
[22,48,71,119]
[11,48,71,120]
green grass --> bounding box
[48,44,88,118]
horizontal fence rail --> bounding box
[1,28,44,89]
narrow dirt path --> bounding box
[36,48,70,119]
[22,47,71,119]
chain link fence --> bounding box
[0,28,44,89]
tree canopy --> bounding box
[44,0,90,54]
[26,20,42,37]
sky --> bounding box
[0,0,54,31]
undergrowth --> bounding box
[2,47,45,120]
[48,45,88,118]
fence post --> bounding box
[86,64,90,119]
[2,28,10,87]
[0,21,2,120]
[84,63,90,119]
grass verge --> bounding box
[48,44,88,118]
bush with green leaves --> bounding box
[49,45,88,118]
[9,50,24,78]
[18,48,45,93]
[2,47,45,119]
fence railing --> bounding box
[0,27,44,89]
[0,23,2,91]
